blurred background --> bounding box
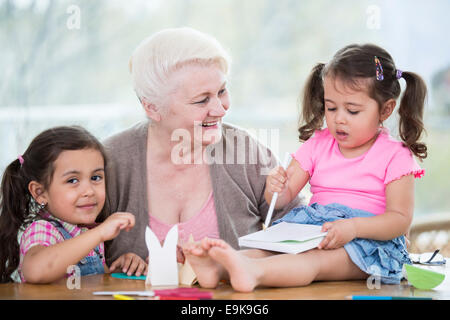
[1,0,449,218]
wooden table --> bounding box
[1,262,449,300]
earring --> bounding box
[39,202,46,210]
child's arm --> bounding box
[22,212,135,283]
[264,160,310,209]
[353,174,414,240]
[319,175,414,249]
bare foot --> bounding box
[208,239,261,293]
[182,239,224,289]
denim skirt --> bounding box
[274,202,411,284]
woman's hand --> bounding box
[109,253,148,276]
[318,219,357,250]
[97,212,135,242]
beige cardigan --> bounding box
[103,121,303,264]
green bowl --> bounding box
[404,264,445,290]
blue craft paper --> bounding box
[110,272,146,280]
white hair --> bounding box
[129,27,231,108]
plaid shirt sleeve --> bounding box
[20,220,65,257]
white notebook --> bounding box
[238,222,327,254]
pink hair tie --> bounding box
[18,155,24,166]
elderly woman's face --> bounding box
[162,63,230,146]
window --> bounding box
[1,0,449,216]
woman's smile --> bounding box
[201,120,219,128]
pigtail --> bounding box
[398,71,428,160]
[0,159,32,283]
[298,63,326,142]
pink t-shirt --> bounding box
[293,128,424,215]
[149,191,220,245]
[17,212,105,282]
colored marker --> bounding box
[156,296,201,300]
[93,290,155,297]
[113,294,135,300]
[110,272,146,280]
[349,295,432,300]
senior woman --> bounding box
[104,27,303,275]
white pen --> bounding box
[263,152,292,231]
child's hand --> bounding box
[109,253,148,277]
[266,166,288,195]
[97,212,135,242]
[318,219,357,250]
[404,230,411,249]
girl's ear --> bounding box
[380,99,396,122]
[28,181,48,206]
[141,98,162,123]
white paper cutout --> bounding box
[145,225,179,287]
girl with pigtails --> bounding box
[183,43,428,292]
[0,126,144,283]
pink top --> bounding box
[293,128,424,215]
[17,211,105,282]
[149,191,220,244]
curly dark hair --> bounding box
[299,43,427,160]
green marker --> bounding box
[111,272,146,280]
